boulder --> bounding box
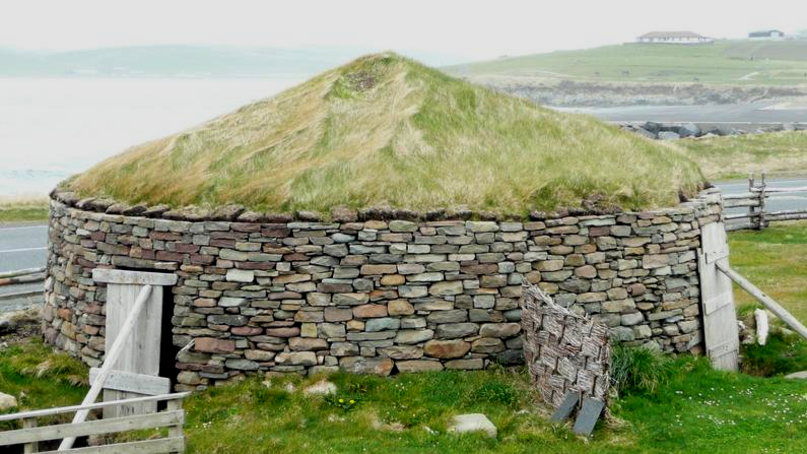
[0,392,17,411]
[658,131,681,141]
[448,413,497,438]
[676,123,700,138]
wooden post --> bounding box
[58,285,153,451]
[758,171,767,230]
[716,262,807,341]
[747,172,757,230]
[23,418,38,453]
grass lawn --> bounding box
[674,131,807,181]
[2,340,807,453]
[446,40,807,86]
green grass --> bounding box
[0,340,88,430]
[447,39,807,85]
[0,198,49,223]
[674,131,807,181]
[4,339,807,453]
[65,53,704,216]
[728,221,807,322]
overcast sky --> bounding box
[2,0,805,63]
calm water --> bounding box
[0,77,303,196]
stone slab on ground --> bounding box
[785,371,807,379]
[550,391,581,423]
[572,398,604,437]
[448,413,497,438]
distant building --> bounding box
[749,30,785,40]
[637,31,714,44]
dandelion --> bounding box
[339,398,344,403]
[350,400,356,404]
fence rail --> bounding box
[724,173,807,231]
[0,392,188,453]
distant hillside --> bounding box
[0,46,361,78]
[446,40,807,86]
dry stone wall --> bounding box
[42,190,722,391]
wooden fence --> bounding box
[723,173,807,231]
[0,392,189,453]
[0,267,45,302]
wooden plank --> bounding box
[104,283,164,418]
[89,369,170,396]
[92,269,177,286]
[0,290,42,301]
[698,221,740,372]
[38,437,184,454]
[717,263,807,341]
[23,418,38,453]
[752,185,807,193]
[0,410,183,445]
[0,393,189,422]
[60,285,154,450]
[0,267,46,279]
[0,273,46,287]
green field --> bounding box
[447,40,807,85]
[0,198,49,224]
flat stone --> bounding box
[388,299,415,316]
[225,359,260,371]
[448,413,497,438]
[389,220,418,232]
[365,317,401,332]
[478,323,521,338]
[424,339,471,359]
[396,360,444,373]
[429,281,463,296]
[194,337,235,353]
[395,329,435,344]
[379,345,423,360]
[572,398,604,437]
[226,269,255,283]
[340,357,394,376]
[276,351,318,366]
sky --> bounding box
[2,0,806,63]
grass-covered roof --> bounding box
[66,52,704,215]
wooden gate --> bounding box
[92,269,177,417]
[698,221,740,371]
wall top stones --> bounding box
[51,187,708,224]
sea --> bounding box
[0,76,304,197]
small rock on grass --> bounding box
[785,371,807,379]
[448,413,497,438]
[304,380,337,396]
[0,392,17,411]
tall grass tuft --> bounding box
[610,345,674,396]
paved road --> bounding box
[558,102,807,123]
[0,223,48,312]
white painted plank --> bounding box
[89,369,170,396]
[93,269,177,286]
[0,411,183,445]
[0,393,189,422]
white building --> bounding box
[637,31,714,44]
[749,30,785,40]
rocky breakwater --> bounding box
[43,190,722,390]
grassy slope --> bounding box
[66,53,703,215]
[674,131,807,180]
[447,40,807,85]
